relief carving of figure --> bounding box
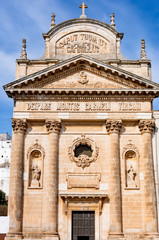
[78,71,89,84]
[127,165,137,188]
[31,165,41,187]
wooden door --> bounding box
[72,211,95,240]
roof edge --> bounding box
[42,18,122,39]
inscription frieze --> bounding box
[119,102,141,111]
[24,101,144,112]
[27,102,51,111]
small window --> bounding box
[74,144,92,158]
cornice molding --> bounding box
[5,88,159,100]
[42,18,119,39]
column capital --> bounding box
[11,118,27,134]
[139,120,155,134]
[106,120,122,134]
[45,119,62,134]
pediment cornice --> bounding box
[5,88,159,101]
[3,55,159,99]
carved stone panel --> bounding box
[56,31,109,56]
[27,140,45,188]
[66,173,101,189]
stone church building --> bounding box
[3,4,159,240]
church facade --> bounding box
[3,4,159,240]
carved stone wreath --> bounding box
[68,135,99,169]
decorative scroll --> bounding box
[45,119,62,134]
[139,120,155,134]
[12,119,27,133]
[27,140,45,188]
[122,140,140,189]
[68,134,99,169]
[106,120,122,134]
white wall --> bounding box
[0,217,9,233]
[0,136,11,197]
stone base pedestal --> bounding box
[144,233,159,239]
[124,233,159,240]
[108,233,159,240]
[5,234,22,240]
[42,234,59,240]
[108,233,125,240]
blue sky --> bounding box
[0,0,159,135]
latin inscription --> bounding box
[85,102,111,111]
[57,103,80,111]
[27,103,51,111]
[119,102,141,111]
[56,32,109,54]
[26,102,142,112]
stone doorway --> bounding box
[72,211,95,240]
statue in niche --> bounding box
[31,165,41,187]
[127,165,137,188]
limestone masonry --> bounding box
[3,3,159,240]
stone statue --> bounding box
[31,165,41,187]
[127,165,137,188]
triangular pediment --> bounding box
[3,55,159,98]
[28,68,142,90]
[39,70,129,89]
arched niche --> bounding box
[122,142,140,189]
[27,140,45,188]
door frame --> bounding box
[67,203,100,240]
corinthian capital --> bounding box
[139,120,155,134]
[12,119,27,133]
[106,120,122,134]
[45,119,62,134]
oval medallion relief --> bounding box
[68,134,99,169]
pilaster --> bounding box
[139,120,158,234]
[6,119,27,240]
[106,120,124,239]
[42,119,62,240]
